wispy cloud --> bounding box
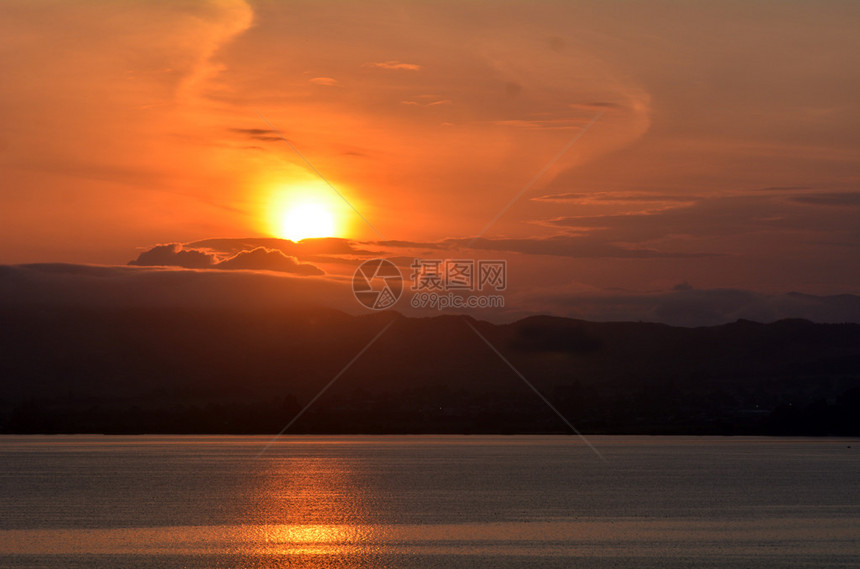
[402,98,452,107]
[229,127,282,141]
[789,192,860,206]
[491,118,597,130]
[533,192,697,204]
[756,185,815,192]
[365,60,421,70]
[379,235,712,259]
[567,102,624,111]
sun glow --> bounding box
[279,202,335,241]
[265,182,349,241]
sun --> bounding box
[279,201,336,241]
[263,181,354,241]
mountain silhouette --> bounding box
[1,306,858,435]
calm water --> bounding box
[0,435,858,568]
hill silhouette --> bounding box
[1,307,858,435]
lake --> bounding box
[0,435,858,568]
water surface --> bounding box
[1,436,858,567]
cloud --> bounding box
[229,127,282,141]
[129,243,217,269]
[309,76,339,86]
[128,243,324,275]
[190,3,654,249]
[365,61,421,70]
[377,239,448,251]
[567,101,624,111]
[789,192,860,206]
[756,185,815,192]
[458,236,712,259]
[380,236,712,259]
[490,117,599,130]
[0,0,259,265]
[533,192,696,204]
[529,191,699,218]
[545,193,860,241]
[186,237,378,258]
[401,99,452,107]
[217,247,324,275]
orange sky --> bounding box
[1,0,859,314]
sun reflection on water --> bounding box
[252,523,374,556]
[264,524,351,544]
[246,452,378,555]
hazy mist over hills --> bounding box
[3,262,860,327]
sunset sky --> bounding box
[1,0,858,324]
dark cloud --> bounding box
[217,247,324,275]
[129,243,216,269]
[229,128,282,142]
[128,243,325,275]
[231,128,272,136]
